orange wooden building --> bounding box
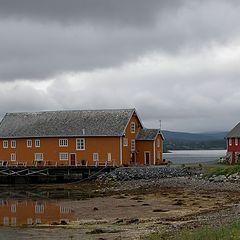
[0,109,164,167]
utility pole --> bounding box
[159,120,162,131]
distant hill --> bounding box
[162,130,227,152]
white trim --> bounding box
[3,140,8,148]
[35,139,41,148]
[27,139,32,148]
[144,151,151,165]
[35,153,43,161]
[59,152,69,161]
[93,153,99,161]
[76,138,85,150]
[123,138,128,146]
[107,153,112,161]
[59,139,68,147]
[10,153,16,161]
[11,140,16,148]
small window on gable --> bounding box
[131,139,136,152]
[27,139,32,148]
[11,140,16,148]
[35,139,40,148]
[157,139,160,148]
[130,122,136,133]
[3,140,8,149]
[93,153,99,161]
[236,138,238,146]
[229,138,232,146]
[59,139,68,147]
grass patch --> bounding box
[144,221,240,240]
[204,164,240,177]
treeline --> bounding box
[163,139,226,152]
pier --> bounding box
[0,165,116,184]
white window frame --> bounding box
[11,204,16,213]
[11,140,16,148]
[11,217,16,226]
[35,153,43,161]
[27,218,33,225]
[107,153,112,161]
[93,153,99,161]
[131,139,136,152]
[130,122,136,133]
[59,153,69,161]
[10,153,16,161]
[27,139,32,148]
[236,138,238,146]
[123,138,128,147]
[59,139,68,147]
[35,203,44,213]
[76,138,85,150]
[229,138,232,146]
[35,139,41,148]
[3,217,9,226]
[3,140,8,149]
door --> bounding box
[70,154,76,166]
[145,152,150,165]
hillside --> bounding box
[162,130,227,152]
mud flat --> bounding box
[1,174,240,240]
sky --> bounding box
[1,0,240,132]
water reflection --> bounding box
[0,199,76,226]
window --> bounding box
[107,153,112,161]
[27,139,32,148]
[130,122,136,133]
[123,138,128,147]
[11,204,16,213]
[60,206,71,214]
[35,203,44,213]
[35,153,43,161]
[11,140,16,148]
[59,139,68,147]
[3,140,8,148]
[11,217,16,226]
[3,217,9,226]
[131,139,136,152]
[236,138,238,146]
[157,151,161,160]
[35,139,40,147]
[157,139,160,148]
[59,153,68,161]
[11,153,16,161]
[93,153,99,161]
[35,218,42,224]
[229,138,232,146]
[76,138,85,150]
[27,218,33,225]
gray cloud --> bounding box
[1,0,240,132]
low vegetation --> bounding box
[204,164,240,177]
[145,220,240,240]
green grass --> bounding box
[204,164,240,177]
[144,221,240,240]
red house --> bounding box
[226,122,240,163]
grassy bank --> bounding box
[204,164,240,177]
[145,220,240,240]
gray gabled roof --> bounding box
[0,109,136,138]
[136,128,162,141]
[226,122,240,138]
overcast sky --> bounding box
[1,0,240,132]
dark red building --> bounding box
[226,122,240,163]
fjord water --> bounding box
[164,149,226,164]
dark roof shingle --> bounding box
[136,128,161,140]
[0,109,135,138]
[227,122,240,138]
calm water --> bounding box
[163,149,226,164]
